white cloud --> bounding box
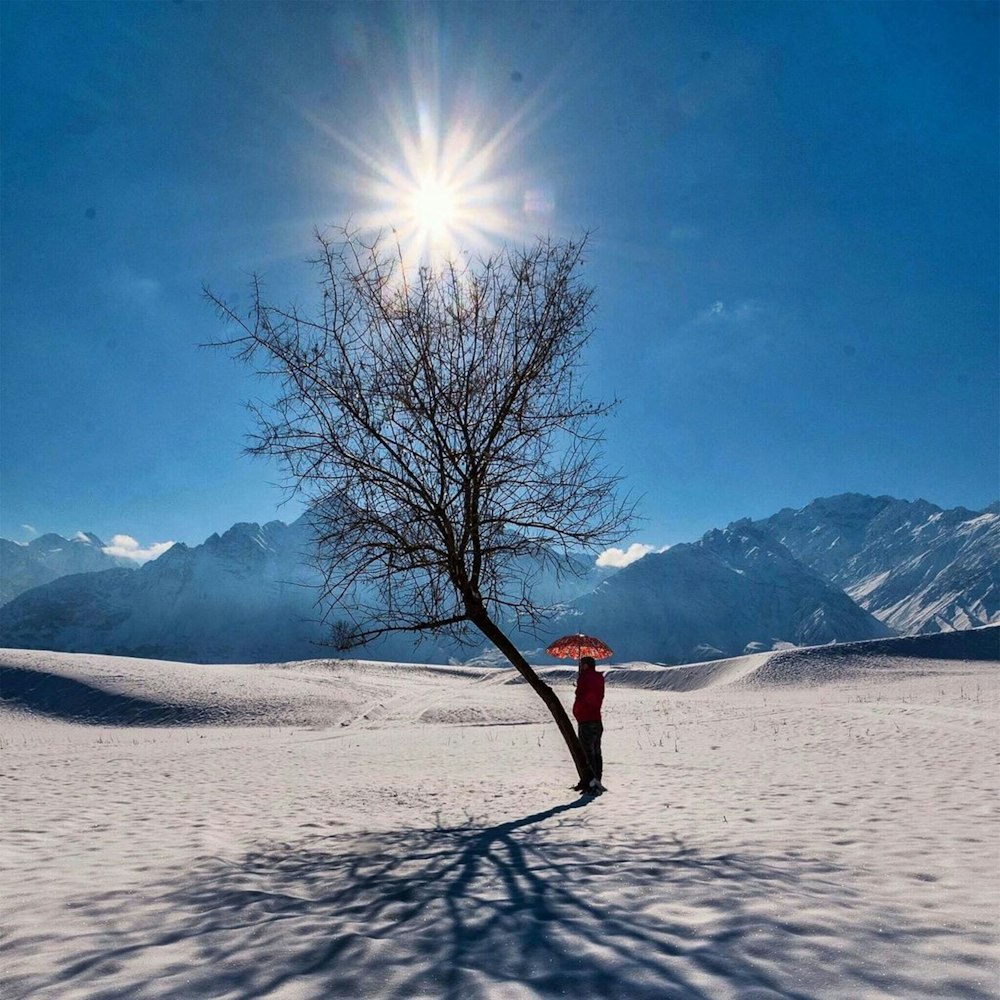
[596,543,670,568]
[21,524,38,537]
[693,299,763,326]
[72,531,91,542]
[102,534,176,564]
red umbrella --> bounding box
[546,633,613,660]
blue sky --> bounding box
[2,1,997,561]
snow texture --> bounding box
[2,626,997,999]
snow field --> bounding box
[1,645,998,999]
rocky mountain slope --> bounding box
[2,494,994,664]
[754,494,999,634]
[0,521,322,663]
[556,520,893,664]
[0,533,130,606]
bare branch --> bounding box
[208,228,634,649]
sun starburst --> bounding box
[360,101,527,266]
[307,70,555,270]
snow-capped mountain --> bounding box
[754,494,1000,634]
[0,518,606,664]
[0,519,347,664]
[1,494,993,665]
[0,532,130,606]
[557,520,893,664]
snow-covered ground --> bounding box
[2,635,998,999]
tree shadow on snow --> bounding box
[53,800,992,1000]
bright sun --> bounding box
[408,174,458,241]
[348,99,533,267]
[312,29,557,268]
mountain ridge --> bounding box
[752,493,999,634]
[552,518,893,664]
[0,532,131,606]
[1,494,995,664]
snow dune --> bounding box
[2,628,998,999]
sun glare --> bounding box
[317,86,548,269]
[359,104,522,266]
[409,174,458,241]
[308,37,556,270]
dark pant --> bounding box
[578,721,603,781]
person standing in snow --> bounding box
[573,655,605,793]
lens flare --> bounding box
[360,101,529,266]
[308,77,552,269]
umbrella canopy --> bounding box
[546,633,613,660]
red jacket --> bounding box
[573,668,604,722]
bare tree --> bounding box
[207,228,633,787]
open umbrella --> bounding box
[546,633,613,660]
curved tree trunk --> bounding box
[472,613,593,786]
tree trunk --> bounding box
[472,613,593,786]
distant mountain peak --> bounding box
[1,530,130,606]
[74,532,105,547]
[754,495,999,634]
[30,532,75,550]
[2,495,995,663]
[564,516,892,664]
